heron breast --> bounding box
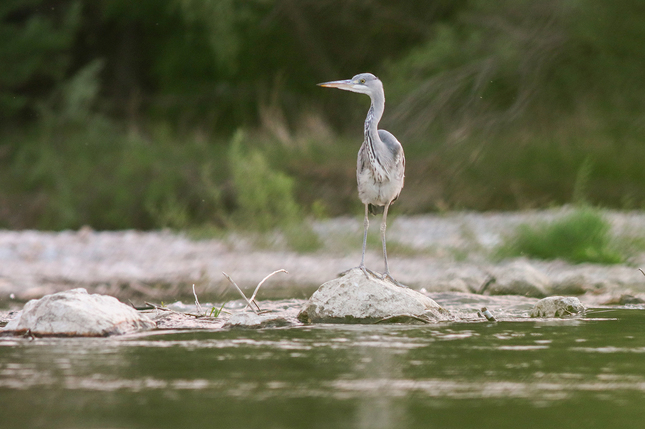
[357,168,403,206]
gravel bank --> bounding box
[2,208,645,305]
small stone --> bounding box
[530,296,585,318]
[601,294,645,305]
[618,294,645,305]
[478,307,496,321]
[3,288,155,336]
[297,268,449,323]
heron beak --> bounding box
[317,79,354,90]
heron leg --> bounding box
[359,204,372,279]
[381,202,391,276]
[340,204,378,280]
[361,204,369,266]
[380,202,405,287]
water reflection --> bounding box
[354,337,405,429]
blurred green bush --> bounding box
[496,207,625,264]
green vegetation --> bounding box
[496,207,625,264]
[209,303,226,318]
[2,1,645,232]
[227,131,321,251]
[228,131,299,231]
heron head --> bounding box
[317,73,382,96]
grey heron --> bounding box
[318,73,405,284]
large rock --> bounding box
[530,296,585,318]
[423,277,472,293]
[485,262,550,297]
[549,274,596,296]
[297,268,450,323]
[550,276,587,296]
[3,288,155,336]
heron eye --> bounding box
[359,79,366,84]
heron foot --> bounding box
[360,266,383,280]
[339,266,381,280]
[382,273,408,288]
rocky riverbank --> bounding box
[1,208,645,308]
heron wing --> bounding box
[378,129,405,182]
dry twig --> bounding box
[246,269,289,310]
[222,269,289,313]
[192,284,204,315]
[222,272,260,314]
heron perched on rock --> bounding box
[318,73,405,284]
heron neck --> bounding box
[364,91,385,138]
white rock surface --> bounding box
[298,268,450,323]
[530,296,585,318]
[485,262,550,297]
[3,288,155,336]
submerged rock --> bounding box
[485,262,550,298]
[297,268,450,323]
[150,311,226,330]
[530,296,585,318]
[3,288,155,336]
[224,312,293,328]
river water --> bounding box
[1,300,644,428]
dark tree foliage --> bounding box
[0,0,80,122]
[1,0,463,130]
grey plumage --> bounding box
[318,73,405,283]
